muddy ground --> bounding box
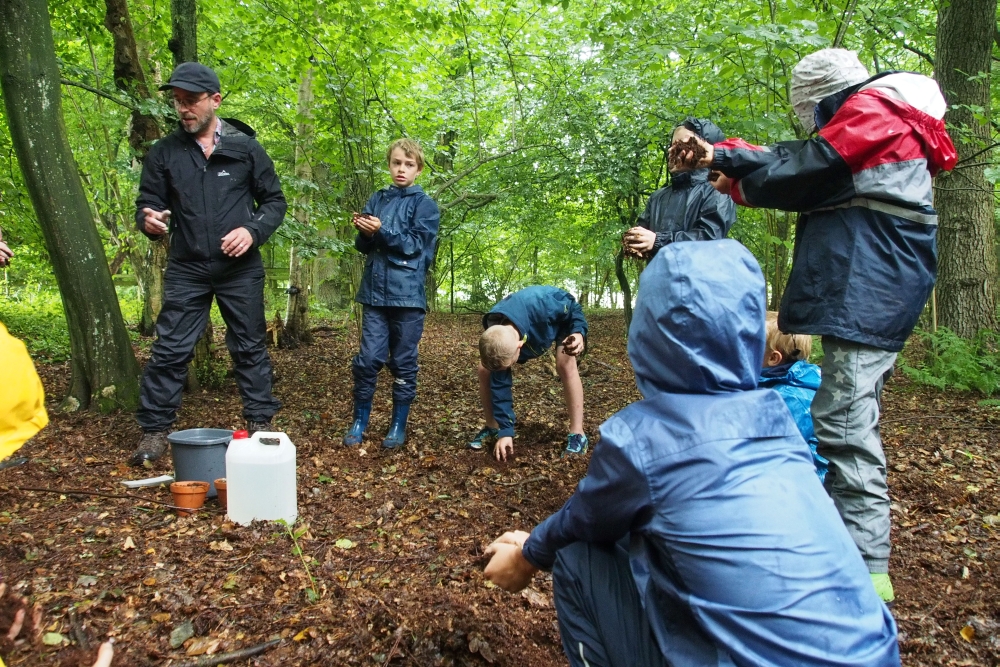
[1,312,998,666]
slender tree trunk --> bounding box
[0,0,140,412]
[281,68,314,348]
[103,0,167,336]
[168,0,197,65]
[614,249,633,332]
[934,0,998,336]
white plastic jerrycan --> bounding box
[225,430,297,526]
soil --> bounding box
[668,136,708,171]
[1,312,998,666]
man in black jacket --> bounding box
[623,118,736,259]
[129,63,287,466]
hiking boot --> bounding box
[468,427,499,451]
[343,401,372,447]
[870,573,895,605]
[382,403,411,450]
[247,420,272,434]
[128,431,169,467]
[563,433,589,456]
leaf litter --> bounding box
[0,312,996,665]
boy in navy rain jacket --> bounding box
[343,139,440,449]
[471,286,588,460]
[759,311,827,481]
[483,240,899,667]
[672,48,957,602]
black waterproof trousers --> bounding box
[136,259,280,431]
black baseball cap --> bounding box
[159,62,220,94]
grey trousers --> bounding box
[812,336,896,574]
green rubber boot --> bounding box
[870,573,895,604]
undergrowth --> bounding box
[900,327,1000,395]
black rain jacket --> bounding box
[636,169,737,257]
[136,118,287,266]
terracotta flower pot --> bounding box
[170,481,209,517]
[214,478,228,509]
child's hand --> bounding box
[708,171,732,196]
[352,213,382,237]
[560,333,584,356]
[484,531,537,592]
[494,436,514,462]
[623,227,655,255]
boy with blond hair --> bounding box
[471,286,588,460]
[344,138,440,449]
[759,312,827,481]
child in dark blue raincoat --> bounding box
[470,286,588,460]
[482,240,899,667]
[758,311,828,481]
[343,139,440,450]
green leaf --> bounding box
[42,632,65,646]
[335,538,355,549]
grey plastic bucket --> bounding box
[168,429,232,499]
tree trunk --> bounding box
[614,249,633,332]
[168,0,197,65]
[0,0,140,412]
[281,67,314,348]
[934,0,998,337]
[103,0,167,337]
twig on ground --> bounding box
[382,626,406,667]
[172,638,281,667]
[491,475,547,487]
[0,485,200,513]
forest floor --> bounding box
[0,312,998,667]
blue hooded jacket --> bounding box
[759,360,829,481]
[355,185,440,311]
[484,286,588,439]
[522,240,898,667]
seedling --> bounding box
[276,519,320,603]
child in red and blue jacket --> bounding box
[675,48,957,603]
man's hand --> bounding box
[623,227,655,255]
[353,213,382,237]
[484,530,537,592]
[668,135,714,172]
[0,240,12,267]
[561,333,585,356]
[221,227,254,257]
[141,208,171,236]
[494,436,514,462]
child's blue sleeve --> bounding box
[355,194,380,254]
[569,298,588,338]
[375,196,440,259]
[490,368,516,438]
[523,416,652,570]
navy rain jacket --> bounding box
[136,118,287,267]
[522,240,899,667]
[711,73,956,351]
[484,286,588,438]
[355,185,440,311]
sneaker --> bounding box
[563,433,589,456]
[248,420,272,434]
[870,573,895,604]
[128,431,169,467]
[468,427,499,451]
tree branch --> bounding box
[60,78,139,112]
[432,144,548,199]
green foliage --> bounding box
[900,328,1000,395]
[276,519,320,603]
[0,285,71,362]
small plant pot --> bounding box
[170,481,209,517]
[214,478,228,509]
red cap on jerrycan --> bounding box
[232,430,249,440]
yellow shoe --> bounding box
[870,573,895,604]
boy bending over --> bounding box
[484,240,898,667]
[759,311,828,481]
[471,286,588,460]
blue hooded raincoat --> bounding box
[759,360,829,481]
[522,240,899,667]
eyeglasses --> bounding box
[172,94,210,110]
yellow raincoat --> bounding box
[0,321,48,461]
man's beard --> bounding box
[182,109,215,134]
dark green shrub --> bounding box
[900,327,1000,395]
